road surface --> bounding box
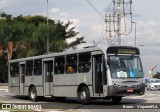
[0,89,160,112]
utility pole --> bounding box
[105,0,133,46]
[132,22,136,47]
[117,0,121,45]
[108,14,112,45]
[47,0,49,53]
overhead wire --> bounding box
[145,0,157,19]
[120,0,133,35]
[99,0,113,43]
[98,0,113,45]
[86,0,106,46]
[86,0,104,20]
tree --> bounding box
[0,13,85,82]
[153,72,160,79]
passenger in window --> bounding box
[35,69,42,75]
[119,59,126,68]
[67,66,73,73]
[79,64,84,73]
[84,63,91,72]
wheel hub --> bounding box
[80,91,86,100]
[31,91,35,99]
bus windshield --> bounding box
[109,55,143,78]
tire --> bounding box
[29,87,37,102]
[77,87,91,104]
[112,96,122,103]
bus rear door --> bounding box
[92,51,103,96]
[19,62,25,95]
[43,59,53,96]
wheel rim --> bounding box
[31,89,35,99]
[80,91,86,101]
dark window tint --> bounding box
[26,60,33,76]
[54,56,65,74]
[34,59,42,76]
[78,53,91,73]
[66,54,77,73]
[10,63,19,77]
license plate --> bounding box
[127,88,133,92]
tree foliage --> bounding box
[153,72,160,79]
[0,13,85,82]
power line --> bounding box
[98,1,113,45]
[145,0,157,19]
[106,0,113,15]
[86,0,104,20]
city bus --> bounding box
[8,46,145,104]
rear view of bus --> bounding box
[106,46,145,103]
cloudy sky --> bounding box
[0,0,160,76]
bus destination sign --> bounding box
[107,46,140,55]
[118,49,136,54]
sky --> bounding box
[0,0,160,77]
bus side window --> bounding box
[66,54,77,74]
[34,59,42,76]
[26,60,33,76]
[10,63,19,77]
[54,56,65,74]
[78,53,91,73]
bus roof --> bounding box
[10,46,140,63]
[10,46,105,62]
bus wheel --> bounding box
[29,87,37,102]
[78,87,90,104]
[112,96,122,103]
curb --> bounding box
[0,89,8,91]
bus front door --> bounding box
[43,60,53,96]
[93,54,103,96]
[20,63,25,95]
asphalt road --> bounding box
[0,89,160,112]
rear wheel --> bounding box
[29,87,37,102]
[112,96,122,103]
[77,87,91,104]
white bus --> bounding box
[8,46,145,104]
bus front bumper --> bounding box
[107,85,145,96]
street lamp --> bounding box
[132,22,136,47]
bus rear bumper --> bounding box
[107,85,145,96]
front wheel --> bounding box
[112,96,122,103]
[78,87,91,104]
[29,87,37,102]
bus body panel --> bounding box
[8,46,145,102]
[53,72,93,97]
[11,77,20,95]
[25,76,43,96]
